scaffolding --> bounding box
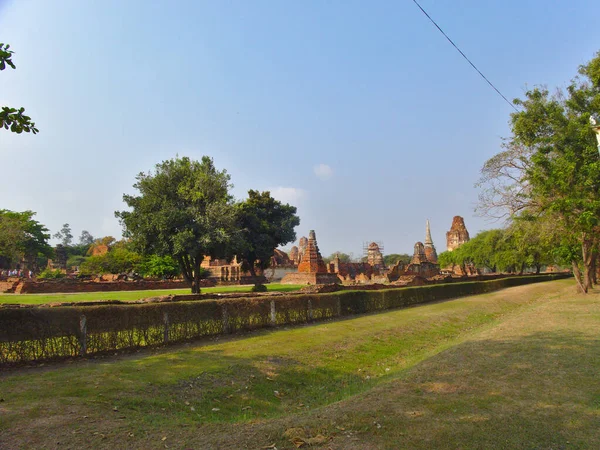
[363,241,384,262]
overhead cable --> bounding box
[411,0,518,112]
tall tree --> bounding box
[0,43,38,134]
[236,190,300,290]
[116,156,237,293]
[79,230,95,246]
[53,223,73,247]
[478,51,600,292]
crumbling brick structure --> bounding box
[281,230,340,285]
[446,216,470,251]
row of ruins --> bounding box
[204,215,472,286]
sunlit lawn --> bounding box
[0,283,303,305]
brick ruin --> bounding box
[200,255,268,285]
[424,219,438,264]
[177,216,470,287]
[282,221,443,285]
[366,242,385,269]
[280,230,340,285]
[446,215,470,251]
[444,215,476,276]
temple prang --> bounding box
[444,215,475,276]
[281,230,340,285]
[446,216,470,252]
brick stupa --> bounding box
[446,216,470,251]
[281,230,340,285]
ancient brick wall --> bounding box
[15,279,211,294]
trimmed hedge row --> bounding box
[0,274,568,364]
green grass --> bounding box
[1,279,599,449]
[0,283,303,305]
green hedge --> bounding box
[0,274,568,364]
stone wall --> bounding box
[14,279,213,294]
[0,280,20,293]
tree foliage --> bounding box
[78,242,143,275]
[116,156,237,293]
[477,51,600,292]
[323,252,353,264]
[0,210,52,270]
[0,43,38,134]
[439,227,555,275]
[53,223,73,247]
[383,253,411,266]
[236,190,300,289]
[138,254,181,279]
[79,230,95,246]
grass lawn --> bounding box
[1,279,599,449]
[0,283,303,305]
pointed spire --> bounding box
[425,219,433,245]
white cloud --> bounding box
[269,186,306,206]
[313,163,333,180]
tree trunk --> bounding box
[248,262,261,287]
[535,264,541,274]
[177,255,198,293]
[582,235,594,292]
[191,258,202,294]
[518,262,525,276]
[591,250,598,285]
[572,260,587,294]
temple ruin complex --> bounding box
[204,216,469,286]
[283,221,442,285]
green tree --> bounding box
[138,255,181,279]
[323,252,352,264]
[383,253,411,266]
[53,223,73,247]
[78,242,143,275]
[236,190,300,290]
[505,215,556,274]
[79,230,94,246]
[116,156,237,293]
[0,43,38,134]
[0,210,52,270]
[490,52,600,292]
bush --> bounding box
[37,268,66,279]
[66,255,87,268]
[251,284,268,292]
[138,255,181,278]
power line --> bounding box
[411,0,518,112]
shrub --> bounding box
[37,268,66,279]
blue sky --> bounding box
[1,0,599,258]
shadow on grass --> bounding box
[325,330,600,450]
[113,348,373,426]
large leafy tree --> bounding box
[0,43,38,134]
[236,190,300,290]
[478,51,600,292]
[0,210,52,270]
[116,156,237,293]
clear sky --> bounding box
[1,0,599,258]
